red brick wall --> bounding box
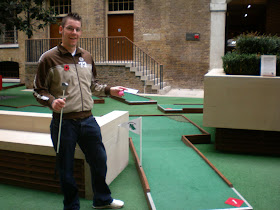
[134,0,211,88]
[22,0,211,89]
[95,65,145,92]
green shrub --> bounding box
[223,52,280,76]
[223,52,260,75]
[223,34,280,76]
[235,34,280,55]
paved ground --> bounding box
[141,89,204,98]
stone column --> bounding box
[209,1,227,70]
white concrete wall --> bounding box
[203,69,280,132]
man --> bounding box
[33,13,125,209]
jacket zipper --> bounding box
[73,56,84,111]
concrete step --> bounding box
[130,65,147,72]
[135,70,152,77]
[128,64,171,94]
[141,74,156,81]
[130,67,137,72]
[158,85,172,95]
[152,81,168,90]
[146,78,163,86]
[125,62,133,68]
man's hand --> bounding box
[52,98,66,111]
[110,86,127,97]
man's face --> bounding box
[59,18,82,51]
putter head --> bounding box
[62,82,68,91]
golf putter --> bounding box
[56,82,68,154]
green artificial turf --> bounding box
[122,92,156,102]
[158,104,204,110]
[1,86,280,210]
[129,116,250,209]
[2,83,21,88]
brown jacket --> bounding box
[33,44,110,119]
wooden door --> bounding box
[108,14,134,61]
[50,18,62,49]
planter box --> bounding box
[0,110,129,199]
[203,68,280,155]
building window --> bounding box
[0,25,18,45]
[109,0,134,11]
[50,0,71,15]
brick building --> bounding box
[0,0,279,91]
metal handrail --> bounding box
[25,36,163,89]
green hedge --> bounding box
[236,35,280,55]
[223,34,280,76]
[223,52,280,76]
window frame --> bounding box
[0,25,18,49]
[108,0,134,12]
[50,0,71,16]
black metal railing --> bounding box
[25,37,163,89]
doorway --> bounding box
[108,14,134,61]
[50,18,62,49]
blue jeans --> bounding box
[50,116,113,210]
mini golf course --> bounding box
[111,92,157,105]
[157,104,203,113]
[129,115,252,209]
[1,84,280,210]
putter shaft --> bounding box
[56,83,68,154]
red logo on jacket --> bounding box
[64,65,70,71]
